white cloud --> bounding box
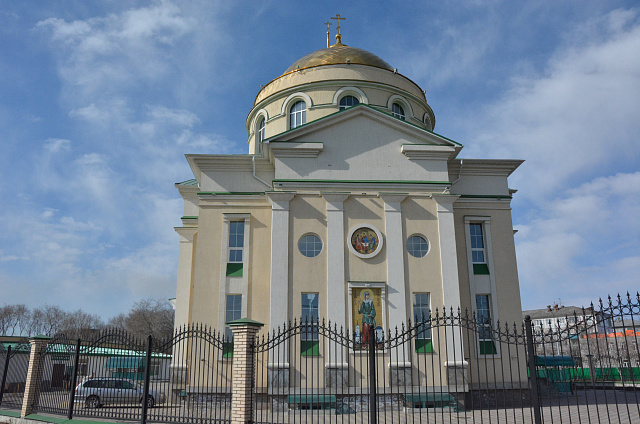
[465,8,640,201]
[37,2,196,98]
[517,172,640,309]
[44,138,71,153]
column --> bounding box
[21,335,50,417]
[322,193,350,387]
[267,192,295,331]
[432,194,468,391]
[228,318,264,424]
[322,193,349,329]
[381,194,411,379]
[171,227,196,387]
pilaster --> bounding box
[380,193,409,365]
[322,193,350,330]
[432,193,464,364]
[267,192,295,331]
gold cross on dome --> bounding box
[324,21,332,48]
[331,14,346,44]
[331,14,345,35]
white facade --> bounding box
[173,39,524,379]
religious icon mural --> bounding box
[350,227,380,255]
[351,287,384,349]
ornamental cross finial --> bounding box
[324,21,332,48]
[331,14,345,44]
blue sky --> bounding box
[1,1,639,318]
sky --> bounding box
[0,0,639,319]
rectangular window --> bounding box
[226,221,245,276]
[413,293,433,353]
[476,294,497,355]
[224,294,242,357]
[470,223,489,274]
[301,293,319,356]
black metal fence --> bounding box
[253,293,640,424]
[0,340,29,411]
[1,293,639,424]
[2,325,232,424]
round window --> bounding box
[407,235,429,258]
[298,234,323,258]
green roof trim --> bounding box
[181,216,198,219]
[273,179,450,185]
[227,318,265,327]
[0,342,170,358]
[30,335,51,340]
[198,192,265,196]
[176,179,198,186]
[460,194,512,199]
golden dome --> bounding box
[283,43,394,74]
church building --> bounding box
[172,24,524,366]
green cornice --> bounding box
[273,179,450,185]
[459,194,512,199]
[176,179,198,186]
[197,192,265,196]
[181,216,198,219]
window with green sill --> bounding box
[413,293,434,353]
[226,221,244,276]
[476,294,497,355]
[470,223,490,275]
[224,294,242,358]
[301,293,319,356]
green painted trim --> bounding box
[301,340,320,356]
[473,263,490,275]
[222,342,234,358]
[30,335,51,340]
[176,179,198,186]
[479,340,497,355]
[198,192,265,196]
[24,414,68,423]
[227,318,265,327]
[181,216,198,219]
[415,338,434,353]
[226,263,243,277]
[273,179,450,185]
[0,410,21,417]
[460,195,512,199]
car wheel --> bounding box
[145,395,155,408]
[85,395,100,408]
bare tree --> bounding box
[107,298,174,340]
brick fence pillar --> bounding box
[21,335,51,417]
[228,318,264,424]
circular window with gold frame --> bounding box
[348,224,384,259]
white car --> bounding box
[74,378,165,408]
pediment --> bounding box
[267,104,461,152]
[264,105,460,182]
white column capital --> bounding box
[322,193,350,211]
[267,192,295,210]
[431,194,460,213]
[379,193,407,212]
[175,227,197,243]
